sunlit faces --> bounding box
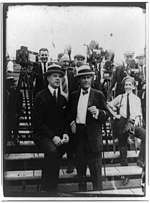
[39,50,49,63]
[47,73,61,89]
[79,75,93,90]
[124,80,134,93]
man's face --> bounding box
[79,75,93,90]
[47,73,61,89]
[75,57,84,67]
[39,50,49,63]
[124,81,134,93]
[60,60,69,71]
[124,55,134,65]
[137,57,145,66]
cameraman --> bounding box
[110,51,137,97]
[32,48,51,96]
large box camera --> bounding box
[16,46,38,67]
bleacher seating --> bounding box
[3,78,144,197]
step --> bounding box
[5,140,117,153]
[4,179,143,196]
[4,151,139,161]
[4,166,142,182]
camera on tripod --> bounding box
[16,46,38,68]
[103,60,114,80]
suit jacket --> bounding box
[67,70,79,97]
[32,62,51,96]
[33,87,68,142]
[68,88,109,153]
[110,65,126,96]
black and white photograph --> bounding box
[1,1,149,201]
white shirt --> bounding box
[108,92,142,120]
[48,85,58,97]
[76,87,91,124]
[41,61,49,73]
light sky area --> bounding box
[6,5,146,63]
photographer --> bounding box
[110,51,136,96]
[33,64,69,193]
[107,76,145,185]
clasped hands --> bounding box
[52,134,69,147]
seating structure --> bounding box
[3,79,145,197]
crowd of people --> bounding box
[6,44,146,193]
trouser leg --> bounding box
[88,151,102,190]
[75,125,87,191]
[135,126,146,164]
[36,137,63,191]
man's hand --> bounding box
[62,134,69,144]
[70,121,76,134]
[135,116,141,127]
[88,106,99,119]
[52,136,62,147]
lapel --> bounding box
[87,88,95,108]
[44,87,53,102]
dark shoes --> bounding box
[66,162,74,173]
[121,176,130,186]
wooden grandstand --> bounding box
[3,65,145,197]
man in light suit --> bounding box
[59,54,79,173]
[33,64,69,192]
[68,65,109,191]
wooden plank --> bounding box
[4,166,142,181]
[4,150,139,161]
[115,166,142,176]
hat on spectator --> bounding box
[74,54,85,60]
[44,64,65,77]
[59,54,70,62]
[124,50,134,56]
[122,76,136,86]
[135,54,145,59]
[74,65,95,78]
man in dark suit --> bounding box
[33,64,69,192]
[68,65,109,191]
[110,51,137,96]
[32,48,51,96]
[59,54,79,173]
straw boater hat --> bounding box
[44,64,65,78]
[74,54,85,60]
[74,65,95,78]
[121,76,136,86]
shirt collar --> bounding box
[124,91,133,96]
[48,85,58,96]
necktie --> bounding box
[53,90,57,103]
[43,62,46,73]
[82,90,88,95]
[62,76,67,93]
[126,93,130,119]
